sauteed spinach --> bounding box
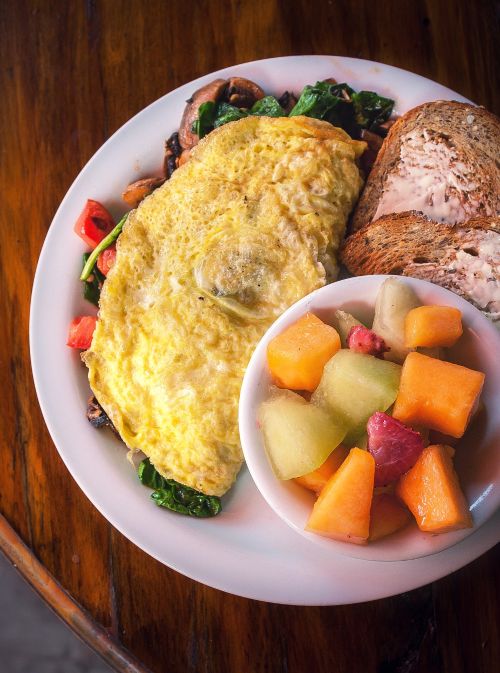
[193,80,394,140]
[193,96,285,139]
[138,458,222,518]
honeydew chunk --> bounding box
[258,388,346,480]
[331,310,364,347]
[372,278,420,363]
[311,350,401,447]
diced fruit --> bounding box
[306,447,375,544]
[67,316,97,349]
[392,352,485,438]
[97,244,117,276]
[267,313,341,392]
[74,199,115,249]
[258,388,346,480]
[372,278,420,363]
[347,325,388,358]
[311,350,401,446]
[396,444,472,533]
[294,445,349,494]
[367,412,425,486]
[405,305,463,348]
[369,493,411,541]
[331,310,363,347]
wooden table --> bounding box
[1,1,498,671]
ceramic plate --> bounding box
[30,56,500,605]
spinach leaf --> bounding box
[351,91,394,129]
[137,457,167,490]
[289,82,340,119]
[82,253,106,306]
[213,102,249,128]
[138,458,222,518]
[192,101,217,139]
[328,83,356,100]
[250,96,285,117]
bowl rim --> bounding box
[239,274,500,562]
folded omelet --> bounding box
[84,116,365,496]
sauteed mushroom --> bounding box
[179,78,228,150]
[278,91,298,114]
[225,77,265,108]
[164,131,183,178]
[122,176,166,208]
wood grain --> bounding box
[0,1,498,672]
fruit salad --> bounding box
[258,278,485,545]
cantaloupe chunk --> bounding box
[369,493,411,541]
[267,313,340,392]
[405,305,463,348]
[294,445,349,494]
[306,447,375,544]
[396,444,472,533]
[393,352,484,438]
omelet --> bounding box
[84,116,365,496]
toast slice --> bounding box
[341,212,500,322]
[351,101,500,232]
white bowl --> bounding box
[239,275,500,562]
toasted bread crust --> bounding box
[341,212,500,320]
[351,101,500,232]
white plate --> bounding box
[30,55,500,605]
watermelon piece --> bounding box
[347,325,389,358]
[367,412,424,486]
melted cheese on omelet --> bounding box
[84,116,365,496]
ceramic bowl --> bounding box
[239,275,500,561]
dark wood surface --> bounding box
[1,1,498,672]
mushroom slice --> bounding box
[122,176,166,208]
[278,91,298,114]
[179,78,228,150]
[226,77,265,108]
[164,131,182,178]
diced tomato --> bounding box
[97,244,117,276]
[74,200,115,249]
[67,316,97,350]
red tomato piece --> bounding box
[74,199,115,249]
[97,244,117,276]
[67,316,97,350]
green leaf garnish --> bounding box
[138,458,222,518]
[82,253,106,306]
[192,101,217,139]
[80,213,128,282]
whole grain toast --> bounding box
[351,101,500,232]
[341,212,500,322]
